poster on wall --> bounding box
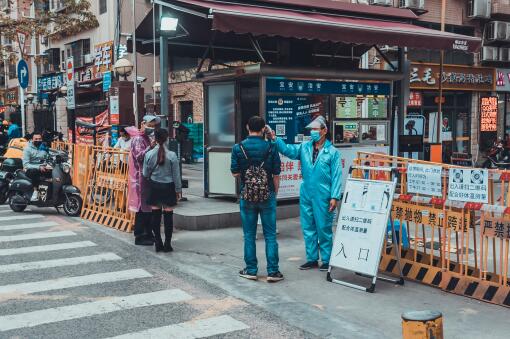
[266,95,326,143]
[277,156,302,199]
[75,109,110,145]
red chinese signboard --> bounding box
[480,96,498,132]
[408,92,422,107]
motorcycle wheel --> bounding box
[482,160,492,169]
[9,193,27,212]
[63,194,83,217]
[0,187,8,205]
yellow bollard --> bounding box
[402,310,443,339]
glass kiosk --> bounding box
[203,65,396,199]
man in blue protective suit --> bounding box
[270,115,342,271]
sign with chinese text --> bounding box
[331,178,396,277]
[4,88,18,105]
[266,78,391,96]
[408,92,422,107]
[409,63,495,91]
[103,71,112,92]
[37,74,64,92]
[366,97,387,118]
[93,41,114,79]
[109,95,119,124]
[391,201,469,231]
[448,168,488,203]
[480,96,498,132]
[496,68,510,92]
[266,95,327,143]
[277,156,302,199]
[483,215,510,239]
[66,57,75,109]
[407,164,442,196]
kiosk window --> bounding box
[361,122,387,142]
[207,83,235,147]
[334,121,359,144]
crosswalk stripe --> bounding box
[0,289,193,332]
[0,241,97,256]
[0,221,60,231]
[106,315,250,339]
[0,215,44,222]
[0,269,152,296]
[0,253,122,273]
[0,231,76,243]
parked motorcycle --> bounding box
[482,140,510,169]
[8,152,83,216]
[0,158,23,204]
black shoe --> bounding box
[155,240,164,252]
[239,269,257,280]
[267,272,284,282]
[299,261,319,270]
[163,240,173,252]
[135,237,154,246]
[319,263,329,271]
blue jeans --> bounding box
[240,194,279,275]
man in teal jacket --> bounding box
[271,116,342,271]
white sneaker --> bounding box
[30,190,39,202]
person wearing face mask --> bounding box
[22,132,50,201]
[127,115,161,246]
[113,127,132,165]
[270,115,342,272]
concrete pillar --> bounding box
[55,97,68,136]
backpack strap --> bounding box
[260,144,273,167]
[239,143,249,160]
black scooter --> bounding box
[8,152,83,216]
[0,158,23,204]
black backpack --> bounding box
[239,142,272,203]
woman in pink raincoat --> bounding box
[127,115,161,245]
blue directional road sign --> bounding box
[17,59,29,89]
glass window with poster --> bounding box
[333,94,389,145]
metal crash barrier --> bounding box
[356,152,510,308]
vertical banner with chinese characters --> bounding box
[330,178,396,277]
[407,163,442,196]
[277,156,302,199]
[448,168,488,203]
[480,96,498,132]
[93,41,114,79]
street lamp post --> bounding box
[159,12,178,125]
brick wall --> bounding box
[170,82,204,123]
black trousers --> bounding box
[133,211,153,238]
[25,168,43,188]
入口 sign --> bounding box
[331,178,396,277]
[407,163,442,197]
[480,96,498,132]
[448,168,488,203]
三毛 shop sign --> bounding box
[410,63,495,91]
[496,68,510,92]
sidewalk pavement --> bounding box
[167,217,510,339]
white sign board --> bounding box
[331,178,396,277]
[407,163,443,197]
[448,168,488,203]
[277,156,302,199]
[66,57,75,109]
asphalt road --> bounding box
[0,205,314,339]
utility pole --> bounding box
[437,0,446,148]
[132,0,139,126]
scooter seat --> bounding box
[15,171,32,182]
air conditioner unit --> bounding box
[467,0,491,19]
[482,46,499,61]
[399,0,425,10]
[370,0,392,6]
[486,21,509,42]
[500,48,510,62]
[83,54,93,64]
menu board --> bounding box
[480,96,498,132]
[266,95,327,143]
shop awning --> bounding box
[156,0,480,52]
